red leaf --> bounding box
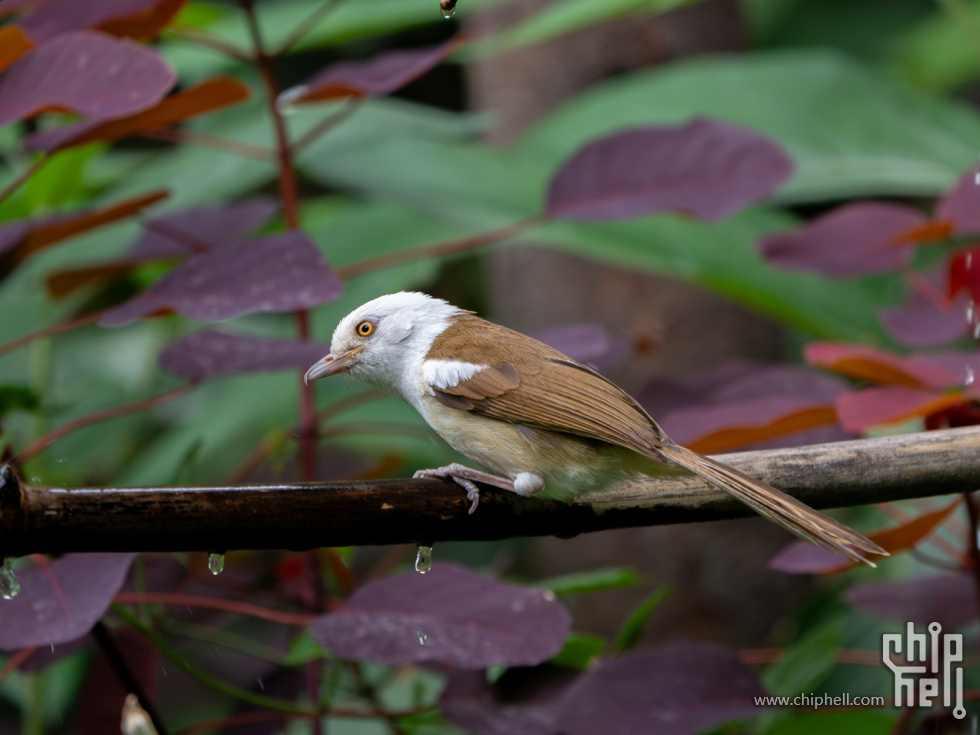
[0,25,32,73]
[948,247,980,304]
[0,554,136,650]
[286,36,462,103]
[804,342,970,389]
[936,170,980,236]
[0,190,169,276]
[25,76,250,152]
[546,118,793,222]
[311,563,571,668]
[159,330,331,381]
[759,202,923,276]
[771,497,961,575]
[836,387,968,433]
[0,31,175,125]
[16,0,184,42]
[555,643,768,735]
[98,231,343,326]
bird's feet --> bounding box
[413,463,516,514]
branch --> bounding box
[2,427,979,556]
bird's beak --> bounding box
[304,348,359,385]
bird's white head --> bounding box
[304,292,462,398]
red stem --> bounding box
[239,0,318,484]
[0,310,103,359]
[114,591,327,625]
[0,156,48,208]
[16,383,193,464]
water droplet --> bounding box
[0,558,19,600]
[275,85,308,115]
[208,552,225,576]
[257,677,265,691]
[440,0,457,18]
[417,630,427,645]
[415,544,432,574]
[966,366,975,386]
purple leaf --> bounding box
[15,0,181,42]
[160,330,331,381]
[286,37,461,103]
[637,362,852,451]
[836,386,971,433]
[130,198,279,259]
[533,323,632,374]
[99,231,343,326]
[555,642,769,735]
[768,541,849,574]
[937,171,980,235]
[845,574,977,630]
[441,667,580,735]
[311,563,571,668]
[546,118,793,222]
[759,202,924,277]
[0,31,175,125]
[0,554,136,650]
[880,280,971,348]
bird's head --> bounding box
[304,292,461,394]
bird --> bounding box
[304,291,886,564]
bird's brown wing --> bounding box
[427,315,669,459]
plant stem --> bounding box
[337,215,545,279]
[273,0,349,56]
[0,310,103,358]
[239,0,318,485]
[292,100,361,154]
[165,27,251,62]
[142,128,274,161]
[92,622,170,735]
[114,591,325,625]
[16,383,193,464]
[0,155,48,208]
[113,604,317,715]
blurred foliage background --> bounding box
[1,0,979,732]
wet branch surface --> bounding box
[1,426,978,556]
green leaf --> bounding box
[282,631,328,666]
[550,633,606,670]
[762,616,843,697]
[613,585,673,652]
[0,385,40,418]
[541,208,896,342]
[891,2,980,92]
[538,567,642,596]
[469,0,700,58]
[519,49,980,203]
[766,711,895,735]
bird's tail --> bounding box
[657,443,886,566]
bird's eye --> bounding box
[357,320,376,337]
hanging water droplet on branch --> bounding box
[415,543,432,574]
[208,552,226,576]
[0,558,20,600]
[440,0,457,19]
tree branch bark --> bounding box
[2,426,978,556]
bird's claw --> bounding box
[414,465,481,513]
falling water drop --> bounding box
[0,558,20,600]
[417,630,428,645]
[415,544,432,574]
[966,366,975,387]
[208,552,225,576]
[440,0,457,18]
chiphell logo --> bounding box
[882,622,965,719]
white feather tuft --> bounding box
[422,359,488,392]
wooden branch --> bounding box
[2,427,978,557]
